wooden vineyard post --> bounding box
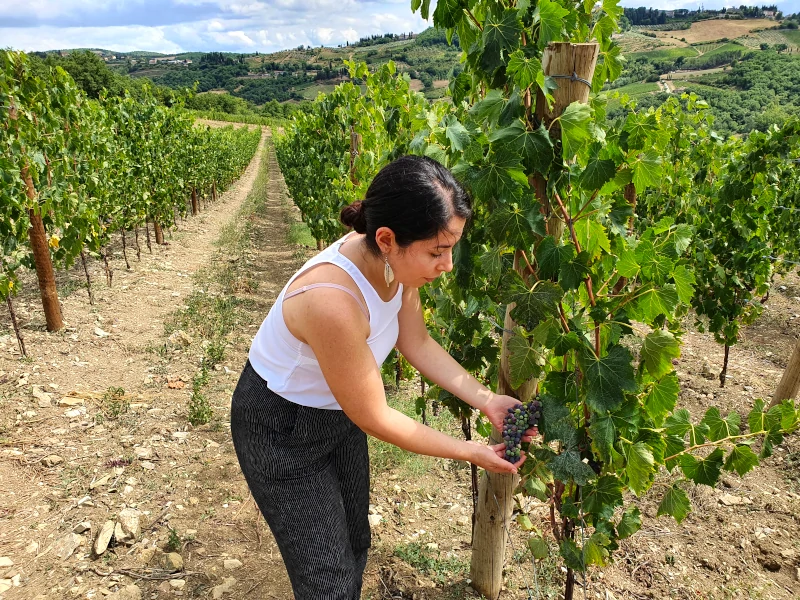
[22,165,64,332]
[153,220,165,245]
[770,337,800,408]
[191,187,199,215]
[470,42,599,600]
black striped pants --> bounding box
[230,360,371,599]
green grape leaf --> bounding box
[617,249,640,278]
[581,345,637,413]
[657,483,690,523]
[583,475,623,521]
[469,89,505,126]
[548,449,596,486]
[633,285,679,322]
[444,116,472,152]
[724,444,760,477]
[481,9,522,74]
[574,219,611,261]
[589,414,615,463]
[560,538,585,572]
[679,448,724,486]
[559,102,593,161]
[559,250,591,291]
[487,204,536,248]
[508,331,544,388]
[578,152,616,191]
[702,407,741,442]
[583,532,611,567]
[506,49,544,91]
[471,150,528,201]
[508,278,563,330]
[479,246,505,280]
[617,505,642,539]
[664,434,685,471]
[631,150,663,193]
[624,441,655,496]
[537,0,569,46]
[528,536,549,560]
[535,236,571,280]
[672,264,696,305]
[489,121,553,175]
[640,330,680,380]
[643,373,680,425]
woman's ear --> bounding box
[374,227,396,254]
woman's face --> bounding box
[386,216,466,289]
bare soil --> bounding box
[655,19,778,44]
[1,130,799,600]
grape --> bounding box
[500,397,541,463]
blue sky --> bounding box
[0,0,798,54]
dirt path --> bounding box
[0,128,279,599]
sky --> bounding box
[0,0,798,55]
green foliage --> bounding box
[0,49,262,304]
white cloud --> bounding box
[0,0,432,53]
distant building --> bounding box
[664,10,675,18]
[763,10,776,18]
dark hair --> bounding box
[340,155,471,256]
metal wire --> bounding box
[551,72,593,89]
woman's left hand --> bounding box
[482,393,539,441]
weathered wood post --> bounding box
[770,337,800,408]
[470,42,599,600]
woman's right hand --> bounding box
[465,441,525,474]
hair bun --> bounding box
[340,200,367,233]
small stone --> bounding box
[116,508,141,543]
[189,497,199,506]
[169,579,186,590]
[133,447,153,460]
[93,520,115,555]
[425,543,439,551]
[94,327,111,338]
[41,454,64,467]
[457,516,470,526]
[72,522,91,536]
[223,558,242,570]
[140,461,155,471]
[139,547,161,566]
[106,584,142,600]
[32,386,53,407]
[720,494,742,506]
[780,548,796,558]
[368,514,382,528]
[0,580,11,594]
[162,552,183,572]
[64,409,81,418]
[59,397,84,407]
[54,532,84,560]
[211,577,237,599]
[25,541,39,554]
[168,330,193,348]
[0,557,13,568]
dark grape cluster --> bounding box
[502,399,541,463]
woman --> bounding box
[230,155,535,599]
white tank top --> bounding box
[248,233,404,410]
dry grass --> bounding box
[655,18,777,44]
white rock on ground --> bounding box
[106,584,142,600]
[93,520,115,555]
[115,508,141,544]
[40,455,64,467]
[0,557,13,568]
[53,533,84,560]
[223,558,242,570]
[212,577,237,599]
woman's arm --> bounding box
[396,287,494,410]
[297,288,519,474]
[396,287,539,437]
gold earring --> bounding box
[384,255,394,287]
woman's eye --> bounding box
[432,253,443,258]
